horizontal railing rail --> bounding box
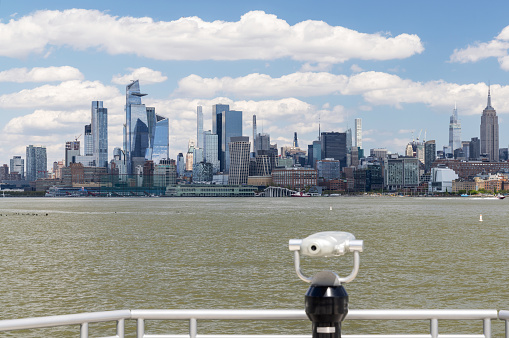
[0,309,502,338]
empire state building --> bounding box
[480,88,499,162]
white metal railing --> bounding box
[0,309,501,338]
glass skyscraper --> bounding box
[227,136,250,185]
[92,101,108,167]
[222,110,242,172]
[448,104,461,152]
[197,106,203,149]
[124,80,169,173]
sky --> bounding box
[1,0,509,167]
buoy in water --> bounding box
[479,214,483,222]
[330,206,332,211]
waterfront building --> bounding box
[430,167,459,193]
[317,159,340,180]
[432,159,509,180]
[253,154,271,176]
[227,136,250,185]
[65,141,80,167]
[480,88,499,162]
[197,106,203,149]
[424,140,436,173]
[355,118,362,149]
[10,156,24,179]
[449,104,461,152]
[469,137,480,160]
[321,132,348,169]
[165,184,256,197]
[26,145,47,182]
[272,167,317,190]
[384,156,419,191]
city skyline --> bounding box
[2,1,509,166]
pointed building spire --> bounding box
[486,83,493,110]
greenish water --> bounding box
[0,196,508,337]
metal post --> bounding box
[505,320,509,338]
[137,318,144,338]
[483,318,491,338]
[80,322,88,338]
[117,318,125,338]
[430,318,438,338]
[190,318,197,338]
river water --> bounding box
[0,196,508,337]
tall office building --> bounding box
[321,132,347,169]
[151,114,170,165]
[252,115,257,154]
[255,133,270,154]
[26,145,47,182]
[355,118,362,149]
[124,80,169,173]
[203,131,220,173]
[449,104,461,151]
[212,104,230,170]
[227,136,250,185]
[84,124,93,156]
[10,156,24,179]
[197,106,203,149]
[91,101,108,167]
[480,88,499,161]
[424,140,436,173]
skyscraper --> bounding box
[355,118,362,149]
[26,145,47,182]
[449,104,461,151]
[424,140,436,173]
[197,106,203,149]
[91,101,108,167]
[212,104,230,170]
[480,88,499,162]
[203,131,220,173]
[293,132,299,148]
[321,132,347,169]
[222,110,242,172]
[124,80,169,173]
[84,124,92,156]
[227,136,250,185]
[252,115,257,155]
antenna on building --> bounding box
[75,134,81,142]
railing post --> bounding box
[483,318,491,338]
[190,318,197,338]
[505,319,509,338]
[137,318,144,338]
[117,318,125,338]
[430,318,438,338]
[80,322,88,338]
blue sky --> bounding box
[1,0,509,166]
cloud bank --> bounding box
[0,66,84,82]
[112,67,168,85]
[0,9,424,63]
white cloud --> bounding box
[3,109,89,134]
[0,80,121,109]
[175,72,349,98]
[350,64,364,73]
[0,9,424,63]
[450,27,509,70]
[112,67,168,85]
[0,66,84,82]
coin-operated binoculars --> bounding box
[289,232,363,338]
